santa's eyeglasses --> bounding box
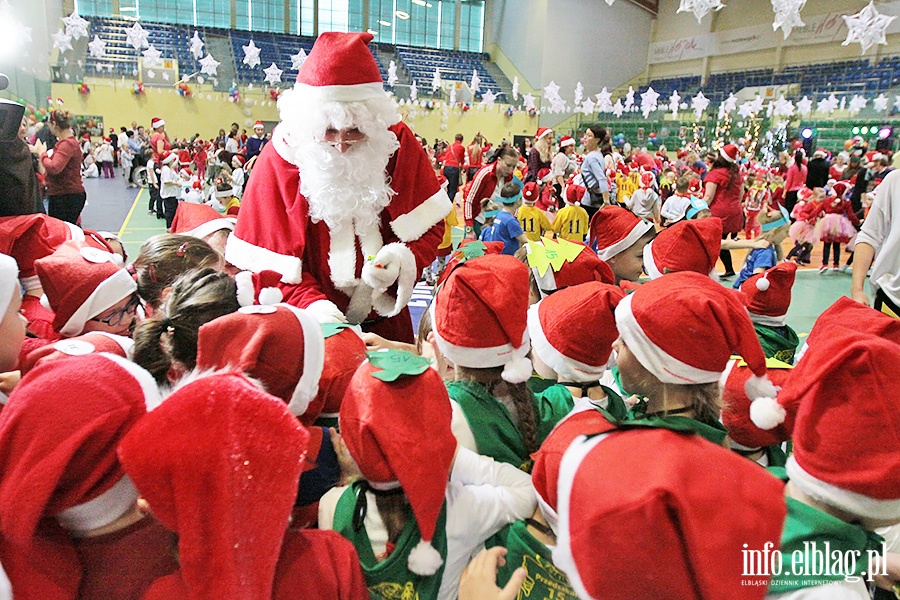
[318,128,366,148]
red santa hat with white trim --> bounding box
[588,206,654,262]
[522,182,540,205]
[119,372,310,600]
[534,126,553,141]
[528,282,624,383]
[553,428,787,599]
[739,262,797,326]
[0,353,160,599]
[170,202,236,241]
[19,332,133,376]
[35,241,137,337]
[196,304,324,417]
[719,143,739,163]
[642,217,722,280]
[527,239,615,298]
[615,271,778,410]
[720,358,796,452]
[559,135,575,148]
[294,32,385,102]
[564,183,585,206]
[340,354,457,576]
[234,269,284,307]
[431,254,532,383]
[177,149,192,165]
[151,117,165,129]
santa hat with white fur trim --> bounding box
[235,270,284,307]
[527,239,615,298]
[589,206,654,262]
[195,304,324,416]
[780,325,900,520]
[535,126,553,141]
[739,262,797,326]
[340,355,457,576]
[35,241,137,337]
[614,271,778,412]
[719,143,739,163]
[431,254,532,383]
[0,253,17,323]
[528,282,624,383]
[0,353,160,599]
[294,32,385,102]
[170,202,236,241]
[642,217,722,279]
[151,117,165,129]
[19,332,134,376]
[559,135,575,148]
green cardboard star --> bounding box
[320,322,354,339]
[368,350,432,382]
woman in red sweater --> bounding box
[39,110,86,224]
[703,144,745,277]
[783,148,808,215]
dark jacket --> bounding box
[805,157,830,189]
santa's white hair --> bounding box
[276,88,402,234]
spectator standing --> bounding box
[805,148,830,190]
[39,109,86,224]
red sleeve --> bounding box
[705,167,727,187]
[463,164,495,225]
[41,139,79,175]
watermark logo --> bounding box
[742,542,889,586]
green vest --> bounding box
[754,323,800,365]
[333,482,449,600]
[532,384,576,445]
[487,521,577,599]
[610,398,729,446]
[764,468,884,594]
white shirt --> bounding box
[857,169,900,305]
[319,447,536,600]
[225,137,239,153]
[159,165,180,198]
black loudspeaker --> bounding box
[801,136,814,155]
[875,136,894,153]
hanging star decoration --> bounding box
[543,80,560,102]
[773,95,795,118]
[142,45,162,68]
[771,0,806,40]
[432,68,441,91]
[722,92,738,114]
[640,87,659,118]
[63,12,89,40]
[125,22,149,50]
[796,95,813,116]
[189,31,204,60]
[147,69,155,79]
[410,81,418,102]
[387,60,398,87]
[199,53,220,76]
[737,101,754,119]
[691,91,710,120]
[839,96,847,112]
[848,94,868,115]
[596,88,613,113]
[263,62,283,85]
[512,76,519,100]
[624,86,636,111]
[842,1,896,55]
[668,90,681,118]
[581,97,596,116]
[522,93,536,110]
[482,89,497,108]
[449,86,457,105]
[677,0,726,23]
[612,99,625,118]
[87,35,106,58]
[470,69,481,94]
[574,81,584,106]
[873,93,889,112]
[52,29,72,53]
[242,40,261,68]
[291,48,308,70]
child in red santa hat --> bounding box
[624,171,660,225]
[588,206,655,284]
[169,201,236,256]
[814,181,859,273]
[552,184,590,242]
[119,371,370,600]
[0,354,178,600]
[642,217,723,280]
[523,237,615,303]
[786,187,821,265]
[432,254,569,470]
[516,182,553,242]
[738,262,800,363]
[318,352,535,600]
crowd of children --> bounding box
[2,108,899,600]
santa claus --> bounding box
[225,32,449,343]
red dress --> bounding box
[705,167,744,234]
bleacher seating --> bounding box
[395,45,499,98]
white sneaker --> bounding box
[839,264,851,273]
[818,265,828,274]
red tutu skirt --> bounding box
[814,213,856,244]
[789,220,818,245]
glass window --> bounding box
[76,0,115,17]
[299,0,314,36]
[459,0,483,52]
[196,0,230,29]
[319,0,350,33]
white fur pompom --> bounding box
[257,286,283,306]
[234,271,254,307]
[750,396,786,430]
[502,355,533,384]
[407,540,443,576]
[756,277,770,291]
[745,373,779,401]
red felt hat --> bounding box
[615,271,776,397]
[151,117,165,129]
[565,183,585,205]
[177,149,192,165]
[340,357,456,576]
[0,215,98,290]
[35,241,137,337]
[719,143,739,163]
[431,254,532,383]
[119,372,309,600]
[642,217,722,279]
[687,177,703,195]
[779,325,900,520]
[588,206,654,262]
[196,304,324,416]
[234,269,284,307]
[522,181,540,204]
[19,332,133,376]
[832,181,849,198]
[435,240,504,289]
[0,354,159,599]
[300,327,368,426]
[232,154,246,166]
[528,282,624,382]
[740,262,797,323]
[554,428,786,599]
[800,297,900,360]
[527,238,614,297]
[170,202,236,240]
[534,127,553,141]
[295,32,383,102]
[721,358,796,450]
[161,151,178,165]
[253,120,264,128]
[639,171,654,188]
[559,135,575,148]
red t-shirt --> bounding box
[441,142,466,168]
[705,167,744,234]
[41,137,85,196]
[149,132,171,164]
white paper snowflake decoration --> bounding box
[624,86,635,111]
[773,95,795,118]
[771,0,806,40]
[410,81,418,102]
[669,90,681,119]
[199,53,220,77]
[449,86,457,105]
[63,12,89,40]
[574,82,584,106]
[612,99,625,118]
[162,72,170,81]
[512,76,519,101]
[429,69,441,92]
[142,45,162,68]
[189,31,204,60]
[842,1,896,55]
[52,29,72,53]
[581,97,596,116]
[543,80,559,102]
[522,93,535,110]
[722,93,738,114]
[88,35,106,58]
[691,91,710,120]
[873,93,889,112]
[242,40,261,68]
[470,69,481,94]
[848,94,868,115]
[291,48,307,70]
[263,62,283,85]
[482,89,497,108]
[147,69,155,79]
[125,22,149,50]
[640,87,659,118]
[596,88,613,113]
[387,60,398,87]
[796,96,813,117]
[677,0,726,23]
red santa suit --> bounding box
[225,33,448,344]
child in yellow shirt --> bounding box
[553,184,590,242]
[516,182,553,242]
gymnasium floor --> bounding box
[79,175,859,338]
